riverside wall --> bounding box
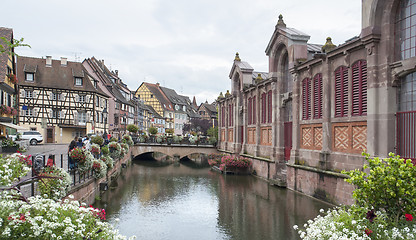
[67,151,132,205]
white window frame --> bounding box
[75,77,83,86]
[25,73,34,82]
[78,111,87,125]
[25,91,33,98]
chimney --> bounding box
[115,70,118,76]
[61,57,67,66]
[156,82,160,87]
[46,56,52,67]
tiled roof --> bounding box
[16,56,107,96]
[143,82,174,111]
[252,71,268,81]
[84,57,131,105]
[307,44,323,53]
[0,27,13,85]
[146,104,164,119]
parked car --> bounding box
[10,131,43,145]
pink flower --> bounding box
[364,228,373,236]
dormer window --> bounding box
[75,77,83,86]
[26,73,34,82]
[175,105,179,110]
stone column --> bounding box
[289,72,300,165]
[364,37,396,157]
[255,86,261,157]
[319,58,331,170]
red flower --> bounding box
[406,214,413,221]
[365,228,373,236]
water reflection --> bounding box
[95,158,331,240]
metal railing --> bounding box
[11,153,124,198]
[133,136,216,146]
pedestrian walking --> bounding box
[68,136,78,170]
[77,137,83,148]
[83,136,91,150]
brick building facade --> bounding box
[217,0,416,204]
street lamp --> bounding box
[124,113,127,136]
[103,107,108,140]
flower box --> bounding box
[2,146,18,153]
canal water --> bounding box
[94,158,332,240]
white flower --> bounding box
[293,225,299,230]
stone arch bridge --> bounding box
[131,144,219,159]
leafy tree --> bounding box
[0,37,30,55]
[183,118,211,135]
[207,126,218,140]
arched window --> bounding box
[398,72,416,111]
[282,53,291,92]
[395,0,416,60]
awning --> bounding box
[0,122,28,130]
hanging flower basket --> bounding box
[7,73,18,84]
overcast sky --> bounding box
[2,0,361,105]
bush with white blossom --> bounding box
[91,159,107,179]
[0,194,135,239]
[37,166,72,200]
[0,153,135,240]
[0,153,32,186]
[108,142,122,159]
[101,155,114,169]
[297,153,416,239]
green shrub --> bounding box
[110,137,118,142]
[165,128,174,134]
[101,145,109,155]
[126,124,139,133]
[343,152,416,223]
[148,127,158,135]
[91,135,104,145]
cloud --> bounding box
[2,0,361,105]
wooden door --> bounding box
[47,128,54,143]
[284,122,292,161]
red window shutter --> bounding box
[335,67,348,117]
[268,90,272,123]
[352,60,367,116]
[248,97,252,125]
[253,97,256,124]
[221,106,225,127]
[264,93,267,123]
[313,74,323,119]
[302,78,311,120]
[228,104,232,126]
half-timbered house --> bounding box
[83,57,135,139]
[0,27,20,137]
[16,56,109,143]
[217,0,416,205]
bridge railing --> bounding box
[133,136,216,146]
